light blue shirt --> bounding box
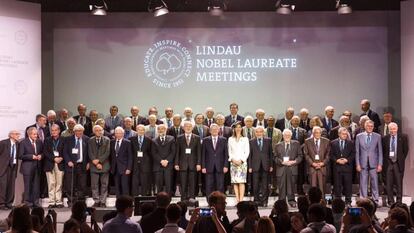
[102,213,142,233]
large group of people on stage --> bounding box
[0,99,409,211]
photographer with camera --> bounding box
[70,201,100,233]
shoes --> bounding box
[92,203,100,208]
[288,201,297,208]
[100,203,106,208]
[56,204,64,208]
[48,204,56,209]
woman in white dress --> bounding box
[228,121,250,203]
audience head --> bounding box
[208,191,227,216]
[290,212,307,233]
[273,200,289,215]
[102,210,118,225]
[156,192,171,209]
[307,203,326,223]
[166,203,182,223]
[331,198,345,214]
[11,205,33,233]
[389,207,410,229]
[356,198,375,218]
[308,187,323,204]
[361,99,371,112]
[115,195,135,217]
[31,206,45,226]
[177,201,188,217]
[140,202,155,217]
[257,216,275,233]
[71,201,88,223]
[63,218,80,233]
[235,201,250,219]
[297,196,310,217]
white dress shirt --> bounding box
[228,136,250,162]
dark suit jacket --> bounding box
[0,139,19,177]
[201,136,229,173]
[224,114,244,127]
[253,119,268,128]
[192,125,210,139]
[175,134,201,171]
[275,118,288,132]
[43,136,64,172]
[130,135,153,173]
[110,139,133,174]
[321,117,339,132]
[329,139,355,173]
[329,126,352,141]
[167,126,184,139]
[142,118,163,126]
[25,124,50,140]
[46,121,65,135]
[360,109,381,132]
[289,127,307,145]
[130,115,146,129]
[248,137,273,172]
[274,141,303,176]
[62,135,90,172]
[382,134,409,173]
[303,137,330,175]
[73,115,93,136]
[151,135,176,171]
[18,138,43,176]
[219,126,232,139]
[140,208,167,233]
[203,118,216,127]
[300,118,311,131]
[88,136,111,173]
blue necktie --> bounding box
[391,136,395,152]
[139,136,143,150]
[258,138,263,151]
[10,144,16,166]
[367,134,371,144]
[340,140,344,152]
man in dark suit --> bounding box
[201,124,229,196]
[152,124,176,195]
[19,127,43,207]
[193,114,210,140]
[330,127,355,205]
[304,126,331,195]
[0,130,20,210]
[46,110,65,134]
[130,106,146,130]
[140,192,171,233]
[290,116,308,194]
[216,114,232,139]
[379,110,393,137]
[175,121,201,200]
[299,108,311,132]
[167,114,184,139]
[321,106,339,134]
[203,107,216,127]
[382,122,409,205]
[63,124,89,204]
[89,125,111,207]
[110,126,133,197]
[73,104,93,137]
[248,127,273,207]
[329,116,352,141]
[224,102,244,127]
[275,107,295,132]
[253,109,267,128]
[274,129,303,207]
[360,99,381,133]
[142,106,163,125]
[43,124,65,208]
[25,113,49,141]
[130,124,153,196]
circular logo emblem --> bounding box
[15,30,27,45]
[144,40,192,88]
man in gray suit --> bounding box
[274,129,303,207]
[356,120,383,203]
[88,125,111,207]
[104,105,123,135]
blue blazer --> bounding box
[110,139,133,175]
[201,136,229,173]
[355,132,383,169]
[63,135,90,172]
[18,138,43,176]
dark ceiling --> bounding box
[20,0,402,12]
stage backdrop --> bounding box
[0,0,41,138]
[44,12,397,119]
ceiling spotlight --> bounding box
[276,0,295,15]
[89,0,108,16]
[336,0,352,14]
[208,0,226,16]
[148,0,169,17]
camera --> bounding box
[199,208,212,217]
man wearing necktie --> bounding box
[203,107,215,127]
[274,129,303,207]
[130,125,153,196]
[110,127,133,197]
[88,125,110,207]
[161,107,174,128]
[216,114,232,139]
[224,103,244,127]
[330,127,355,205]
[379,110,393,137]
[19,127,43,207]
[145,114,159,139]
[130,106,146,130]
[243,116,256,140]
[166,114,183,139]
[0,130,20,210]
[63,124,89,205]
[304,126,330,195]
[104,105,123,135]
[253,109,268,128]
[123,117,137,139]
[151,124,176,195]
[382,122,409,206]
[322,106,338,134]
[192,114,210,141]
[73,104,93,136]
[355,120,383,204]
[174,121,201,201]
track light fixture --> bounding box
[275,0,295,15]
[89,0,108,16]
[148,0,169,17]
[336,0,352,14]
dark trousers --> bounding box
[310,170,325,195]
[206,167,224,196]
[23,168,40,207]
[0,165,16,207]
[180,170,197,200]
[277,168,296,202]
[333,171,352,203]
[155,168,173,195]
[252,168,269,203]
[132,171,151,196]
[297,161,306,194]
[386,162,403,204]
[114,172,130,197]
[65,164,87,203]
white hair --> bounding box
[114,126,124,134]
[210,123,219,129]
[27,127,37,135]
[47,110,56,117]
[283,128,292,136]
[388,122,398,129]
[93,125,103,132]
[136,124,145,130]
[339,115,349,123]
[255,109,265,114]
[312,126,322,134]
[300,108,309,114]
[123,117,132,122]
[338,127,348,135]
[50,123,61,131]
[216,114,225,120]
[148,114,157,120]
[182,121,193,127]
[73,124,85,132]
[286,107,294,113]
[244,115,254,122]
[66,117,76,124]
[359,115,370,124]
[325,106,334,112]
[255,126,265,132]
[157,124,167,130]
[291,116,300,121]
[205,107,214,112]
[184,107,193,112]
[361,99,370,105]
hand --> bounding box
[249,168,252,173]
[356,165,362,172]
[377,165,382,173]
[32,155,37,160]
[318,162,324,167]
[68,161,74,168]
[54,157,63,163]
[336,159,343,164]
[312,162,319,168]
[92,159,100,165]
[269,167,273,172]
[211,206,220,222]
[196,165,201,171]
[223,167,228,173]
[174,165,180,171]
[96,164,103,170]
[202,168,207,174]
[360,208,372,225]
[289,161,296,166]
[37,155,42,160]
[86,163,90,171]
[125,169,131,175]
[189,208,200,224]
[342,158,348,164]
